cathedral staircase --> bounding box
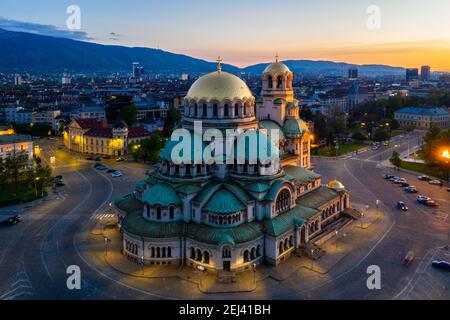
[343,207,363,220]
[298,243,326,260]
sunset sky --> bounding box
[1,0,450,71]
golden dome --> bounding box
[327,179,345,190]
[185,71,253,102]
[264,62,291,74]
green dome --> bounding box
[204,189,246,214]
[283,119,309,136]
[142,183,181,207]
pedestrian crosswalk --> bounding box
[0,262,34,300]
[431,209,449,222]
[90,212,117,221]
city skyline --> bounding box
[0,0,449,71]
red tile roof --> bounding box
[128,127,151,138]
[84,128,113,138]
[74,118,102,129]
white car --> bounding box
[111,171,123,178]
[429,180,443,186]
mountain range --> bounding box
[0,28,405,77]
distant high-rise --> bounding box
[348,66,358,80]
[420,66,431,81]
[14,74,22,86]
[132,62,144,78]
[406,68,419,82]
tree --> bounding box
[313,113,328,142]
[163,107,182,138]
[127,132,164,164]
[373,129,390,142]
[4,150,29,187]
[390,151,401,168]
[120,105,138,126]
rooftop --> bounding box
[395,107,449,116]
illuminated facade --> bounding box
[0,134,33,160]
[64,119,151,156]
[116,59,352,272]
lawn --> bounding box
[316,142,369,157]
[0,182,48,208]
[399,161,448,180]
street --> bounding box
[0,133,448,300]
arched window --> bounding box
[156,247,161,258]
[224,104,229,117]
[168,247,172,258]
[202,104,207,117]
[203,251,210,264]
[213,104,218,117]
[162,247,166,258]
[196,249,202,262]
[256,245,261,257]
[243,250,250,263]
[223,247,231,258]
[194,103,198,116]
[251,248,256,260]
[279,241,284,254]
[243,103,247,116]
[234,104,239,117]
[277,76,283,89]
[151,247,155,258]
[268,75,273,89]
[169,206,175,219]
[190,247,195,259]
[146,205,150,218]
[156,207,162,220]
[275,189,291,213]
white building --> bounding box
[0,134,34,160]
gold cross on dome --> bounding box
[275,53,279,63]
[217,56,223,73]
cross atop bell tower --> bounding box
[216,56,223,74]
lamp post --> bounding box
[33,176,40,198]
[335,230,339,250]
[253,263,257,285]
[141,256,145,275]
[310,249,315,270]
[361,212,365,228]
[104,236,109,257]
[376,200,380,218]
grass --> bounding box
[399,161,448,180]
[0,182,48,208]
[316,142,369,157]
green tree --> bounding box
[127,132,164,164]
[4,150,29,187]
[390,151,401,168]
[373,129,390,142]
[163,107,182,138]
[313,113,328,142]
[120,105,138,126]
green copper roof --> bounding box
[142,183,182,207]
[246,182,271,193]
[259,120,285,140]
[283,165,321,184]
[185,222,263,246]
[283,119,309,136]
[122,206,184,239]
[135,180,147,191]
[193,182,220,204]
[265,179,291,201]
[297,186,340,209]
[204,189,246,214]
[264,205,317,237]
[224,182,252,202]
[175,184,202,195]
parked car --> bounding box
[107,169,117,174]
[397,201,408,211]
[402,251,415,267]
[432,261,450,272]
[394,178,407,184]
[94,156,101,162]
[429,180,443,186]
[405,186,418,193]
[425,200,439,207]
[111,171,123,178]
[116,157,126,162]
[418,175,431,181]
[56,181,65,187]
[384,174,395,180]
[95,164,108,171]
[400,182,410,187]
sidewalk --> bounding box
[82,204,388,294]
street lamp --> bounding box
[33,176,40,198]
[141,255,145,275]
[440,149,450,185]
[376,200,380,217]
[253,263,257,284]
[310,249,315,270]
[361,212,365,228]
[335,230,339,249]
[104,236,109,257]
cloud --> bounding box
[109,32,123,41]
[0,17,92,41]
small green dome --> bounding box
[283,119,309,136]
[142,183,181,207]
[204,189,246,214]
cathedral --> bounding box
[115,57,351,272]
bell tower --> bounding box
[258,55,294,126]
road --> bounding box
[0,133,448,300]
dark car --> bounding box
[94,156,102,162]
[418,175,431,181]
[56,181,65,187]
[107,169,117,173]
[384,174,395,180]
[55,175,63,180]
[417,195,431,204]
[405,186,418,193]
[397,201,408,211]
[2,216,22,226]
[432,261,450,272]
